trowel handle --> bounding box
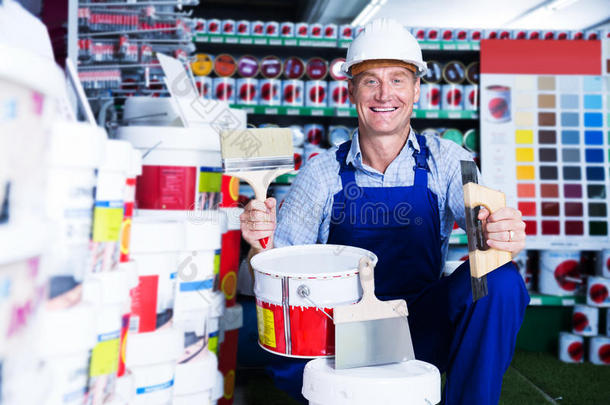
[358,257,378,306]
[463,182,506,213]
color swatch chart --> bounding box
[480,40,609,249]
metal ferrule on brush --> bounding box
[222,156,295,171]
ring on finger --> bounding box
[508,230,515,242]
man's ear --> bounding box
[348,78,356,104]
[413,76,421,104]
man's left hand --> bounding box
[478,207,526,256]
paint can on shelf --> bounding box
[290,125,305,148]
[283,56,306,80]
[528,30,541,39]
[455,29,468,41]
[309,23,323,39]
[412,27,425,40]
[556,30,569,40]
[293,146,304,170]
[236,20,249,36]
[213,77,236,104]
[305,57,328,80]
[596,250,610,278]
[304,123,325,146]
[425,28,439,41]
[280,22,295,37]
[236,78,259,105]
[259,78,282,106]
[329,58,348,81]
[542,30,555,40]
[463,129,479,153]
[236,55,259,78]
[469,29,482,41]
[484,85,511,123]
[464,84,478,110]
[558,332,584,363]
[328,125,352,147]
[329,80,350,108]
[195,76,213,99]
[420,83,441,110]
[572,304,599,336]
[483,30,498,39]
[191,53,214,77]
[214,54,237,78]
[221,20,235,35]
[539,250,583,296]
[498,29,511,39]
[570,31,584,40]
[260,56,283,79]
[207,19,221,35]
[324,23,338,39]
[441,28,454,41]
[441,128,463,146]
[339,24,353,40]
[265,21,279,37]
[589,336,610,365]
[587,276,610,307]
[219,207,243,306]
[296,22,309,38]
[422,61,442,84]
[282,80,304,107]
[305,80,328,107]
[441,84,464,110]
[442,61,466,84]
[251,21,264,36]
[512,30,528,40]
[194,19,206,34]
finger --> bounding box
[265,197,277,221]
[249,200,270,213]
[248,210,271,221]
[246,221,276,232]
[485,219,526,233]
[487,238,525,253]
[477,207,490,220]
[486,230,512,243]
[487,207,522,223]
[247,230,274,241]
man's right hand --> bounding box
[240,197,277,250]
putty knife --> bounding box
[334,257,415,369]
[461,160,512,301]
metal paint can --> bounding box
[339,24,353,40]
[589,336,610,365]
[596,250,610,278]
[572,304,599,336]
[293,146,304,170]
[213,53,237,77]
[213,77,236,104]
[463,129,479,153]
[556,30,569,40]
[422,60,442,84]
[290,125,305,148]
[265,21,279,37]
[498,29,511,40]
[469,29,482,41]
[528,30,541,39]
[194,76,212,99]
[191,53,214,76]
[542,30,556,40]
[237,55,259,78]
[464,84,478,111]
[465,62,479,85]
[440,28,454,41]
[585,30,600,40]
[280,22,295,37]
[329,58,348,81]
[236,78,259,105]
[587,276,610,307]
[329,81,350,108]
[441,84,464,110]
[207,18,221,35]
[296,22,309,38]
[419,84,442,110]
[309,23,324,39]
[455,29,469,41]
[324,23,338,39]
[304,124,325,146]
[441,128,463,146]
[442,61,466,84]
[222,19,236,35]
[539,250,582,296]
[258,79,282,106]
[483,30,498,39]
[512,30,528,40]
[412,27,426,40]
[603,29,610,39]
[328,125,351,147]
[282,80,304,107]
[306,57,329,80]
[194,19,206,34]
[425,28,439,41]
[558,332,584,363]
[484,85,511,123]
[304,143,325,162]
[283,56,305,79]
[569,31,584,40]
[512,250,533,290]
[260,56,283,79]
[251,20,265,36]
[305,80,328,107]
[236,20,250,36]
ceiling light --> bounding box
[351,0,388,27]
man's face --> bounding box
[348,66,420,137]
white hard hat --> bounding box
[342,18,427,78]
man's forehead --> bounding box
[355,66,414,79]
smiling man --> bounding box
[241,18,529,405]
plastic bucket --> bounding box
[175,306,209,364]
[302,358,441,405]
[539,250,583,296]
[219,208,243,306]
[212,370,224,405]
[173,348,218,404]
[218,304,243,405]
[251,245,376,357]
[207,291,226,355]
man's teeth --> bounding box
[371,107,397,112]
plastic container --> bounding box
[126,328,184,404]
[218,304,243,405]
[219,208,243,306]
[558,332,584,363]
[119,147,143,263]
[175,306,209,364]
[589,336,610,365]
[302,358,441,405]
[539,250,582,296]
[572,304,599,336]
[587,276,610,307]
[174,348,218,404]
[208,291,226,355]
[212,370,224,405]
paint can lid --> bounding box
[260,56,283,79]
[174,349,218,395]
[126,328,184,366]
[329,58,348,81]
[442,60,466,84]
[220,207,243,231]
[221,303,243,331]
[463,129,479,152]
[441,128,463,146]
[306,57,328,80]
[283,56,305,80]
[421,60,442,84]
[237,55,260,78]
[100,140,131,174]
[48,121,107,169]
[191,53,214,77]
[213,54,237,77]
[130,216,182,253]
[465,62,479,85]
[328,125,352,147]
[37,303,97,356]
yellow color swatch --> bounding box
[515,130,534,144]
[515,111,534,126]
[516,166,535,180]
[516,148,534,162]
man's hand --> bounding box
[240,197,277,251]
[478,207,526,256]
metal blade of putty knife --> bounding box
[334,257,415,369]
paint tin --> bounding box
[587,276,610,307]
[422,60,442,84]
[280,22,295,37]
[512,30,528,40]
[259,79,282,105]
[195,76,213,99]
[283,56,306,80]
[309,23,323,39]
[420,84,442,110]
[290,125,305,148]
[194,19,206,34]
[304,124,325,146]
[213,77,236,104]
[207,19,221,35]
[464,84,478,110]
[305,144,325,162]
[455,29,469,41]
[219,207,243,306]
[296,22,309,38]
[463,129,479,153]
[465,62,480,85]
[305,80,328,107]
[442,61,466,84]
[539,250,582,296]
[572,304,598,336]
[558,332,584,363]
[339,24,353,40]
[174,348,218,404]
[236,55,259,78]
[441,128,463,146]
[265,21,279,37]
[329,81,350,108]
[483,30,498,39]
[441,28,454,41]
[570,31,584,40]
[484,85,511,123]
[119,149,142,264]
[412,27,425,40]
[282,79,304,107]
[260,56,283,79]
[324,23,338,39]
[585,30,600,40]
[329,58,348,81]
[293,146,304,170]
[305,57,329,80]
[191,53,214,77]
[328,125,351,147]
[589,336,610,365]
[425,28,439,41]
[528,30,541,40]
[498,29,511,40]
[542,30,555,40]
[597,250,610,278]
[556,30,569,40]
[213,54,237,77]
[236,20,250,36]
[251,21,264,36]
[236,78,259,105]
[441,84,464,110]
[222,20,236,35]
[469,29,482,41]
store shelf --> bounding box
[528,294,585,307]
[448,233,468,245]
[273,173,297,184]
[230,104,479,119]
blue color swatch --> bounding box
[584,131,603,145]
[583,76,602,92]
[561,130,580,144]
[584,113,603,127]
[584,94,602,109]
[560,94,579,109]
[585,149,604,163]
[561,113,579,127]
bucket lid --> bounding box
[117,125,221,153]
[212,370,224,401]
[47,121,107,168]
[0,220,49,265]
[302,359,441,405]
[130,216,182,253]
[82,269,131,305]
[118,260,140,289]
[126,328,184,366]
[174,349,218,395]
[100,140,131,174]
[37,303,97,356]
[128,148,143,177]
[220,207,243,231]
[221,303,243,331]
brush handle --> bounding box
[358,257,379,307]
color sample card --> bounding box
[480,40,609,249]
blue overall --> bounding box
[270,136,529,404]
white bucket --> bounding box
[539,250,583,296]
[207,291,226,355]
[113,370,136,404]
[302,358,441,405]
[173,348,218,404]
[589,336,610,365]
[251,244,376,357]
[558,332,584,363]
[572,304,598,336]
[597,250,610,278]
[211,370,224,405]
[586,276,610,307]
[175,306,209,364]
[126,328,184,404]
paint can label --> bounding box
[420,84,441,110]
[441,29,454,41]
[587,276,610,307]
[280,22,294,37]
[329,81,350,108]
[309,23,323,38]
[207,19,221,35]
[559,332,584,363]
[324,23,338,39]
[425,28,439,41]
[539,251,582,296]
[304,124,325,145]
[259,79,282,105]
[222,19,236,35]
[251,21,265,36]
[236,78,259,105]
[195,76,212,99]
[293,147,304,170]
[265,21,279,37]
[236,20,250,36]
[589,337,610,365]
[305,81,328,107]
[572,304,598,336]
[598,250,610,278]
[441,84,464,110]
[412,27,425,40]
[455,29,468,41]
[282,80,304,106]
[213,78,236,104]
[256,302,277,348]
[464,84,479,111]
[237,55,259,78]
[484,85,511,123]
[339,24,353,40]
[295,22,309,38]
[136,165,197,211]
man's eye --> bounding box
[366,79,377,85]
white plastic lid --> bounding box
[82,269,131,305]
[128,148,143,177]
[130,216,182,253]
[126,328,184,366]
[0,220,49,265]
[119,260,140,289]
[212,370,224,401]
[302,359,441,405]
[37,303,97,356]
[47,121,107,169]
[174,349,218,396]
[209,291,226,318]
[100,140,131,174]
[220,207,243,232]
[221,303,243,331]
[117,125,221,153]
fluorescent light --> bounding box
[359,4,382,26]
[351,0,387,27]
[351,2,374,26]
[545,0,580,11]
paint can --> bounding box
[260,56,283,79]
[422,60,442,84]
[542,30,555,40]
[174,348,218,404]
[265,21,279,37]
[498,29,512,40]
[236,20,250,36]
[328,125,352,147]
[288,125,305,149]
[219,207,243,306]
[282,79,305,107]
[455,28,469,41]
[191,53,214,77]
[464,84,478,110]
[463,129,479,153]
[236,78,259,105]
[539,250,583,296]
[569,31,584,40]
[425,28,439,41]
[597,250,610,278]
[126,328,184,404]
[442,61,466,84]
[195,76,213,99]
[420,83,442,110]
[305,80,328,107]
[528,30,541,40]
[441,28,454,41]
[441,84,464,110]
[296,22,309,38]
[558,332,584,363]
[589,336,610,365]
[309,23,323,39]
[280,22,295,37]
[587,276,610,307]
[484,85,511,123]
[483,30,498,39]
[339,24,353,40]
[207,291,226,355]
[585,30,600,40]
[251,245,376,357]
[213,54,237,77]
[469,29,482,41]
[217,303,243,405]
[302,358,440,405]
[329,80,350,108]
[236,55,259,78]
[329,58,348,81]
[221,19,235,35]
[293,146,304,170]
[512,30,528,40]
[305,57,328,80]
[213,77,236,103]
[194,19,206,34]
[412,27,425,40]
[304,123,325,146]
[441,128,463,146]
[556,30,569,40]
[251,21,264,36]
[465,62,479,85]
[259,79,282,106]
[324,23,338,39]
[283,56,306,80]
[572,304,599,336]
[207,19,221,35]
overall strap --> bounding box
[335,140,356,187]
[413,134,431,188]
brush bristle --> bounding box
[220,128,293,160]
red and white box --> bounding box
[296,22,309,38]
[305,80,328,107]
[589,336,610,365]
[280,22,295,37]
[419,83,442,110]
[324,23,338,39]
[309,23,323,39]
[441,84,464,110]
[329,80,350,108]
[339,24,353,40]
[236,78,259,105]
[251,20,265,36]
[222,19,236,35]
[236,20,250,36]
[207,18,221,35]
[282,80,304,107]
[213,77,236,104]
[258,79,281,106]
[587,276,610,307]
[572,304,598,336]
[559,332,584,363]
[265,21,279,37]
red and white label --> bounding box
[136,165,197,211]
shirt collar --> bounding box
[346,128,420,169]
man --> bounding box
[241,18,529,405]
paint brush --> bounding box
[220,128,294,248]
[334,257,415,369]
